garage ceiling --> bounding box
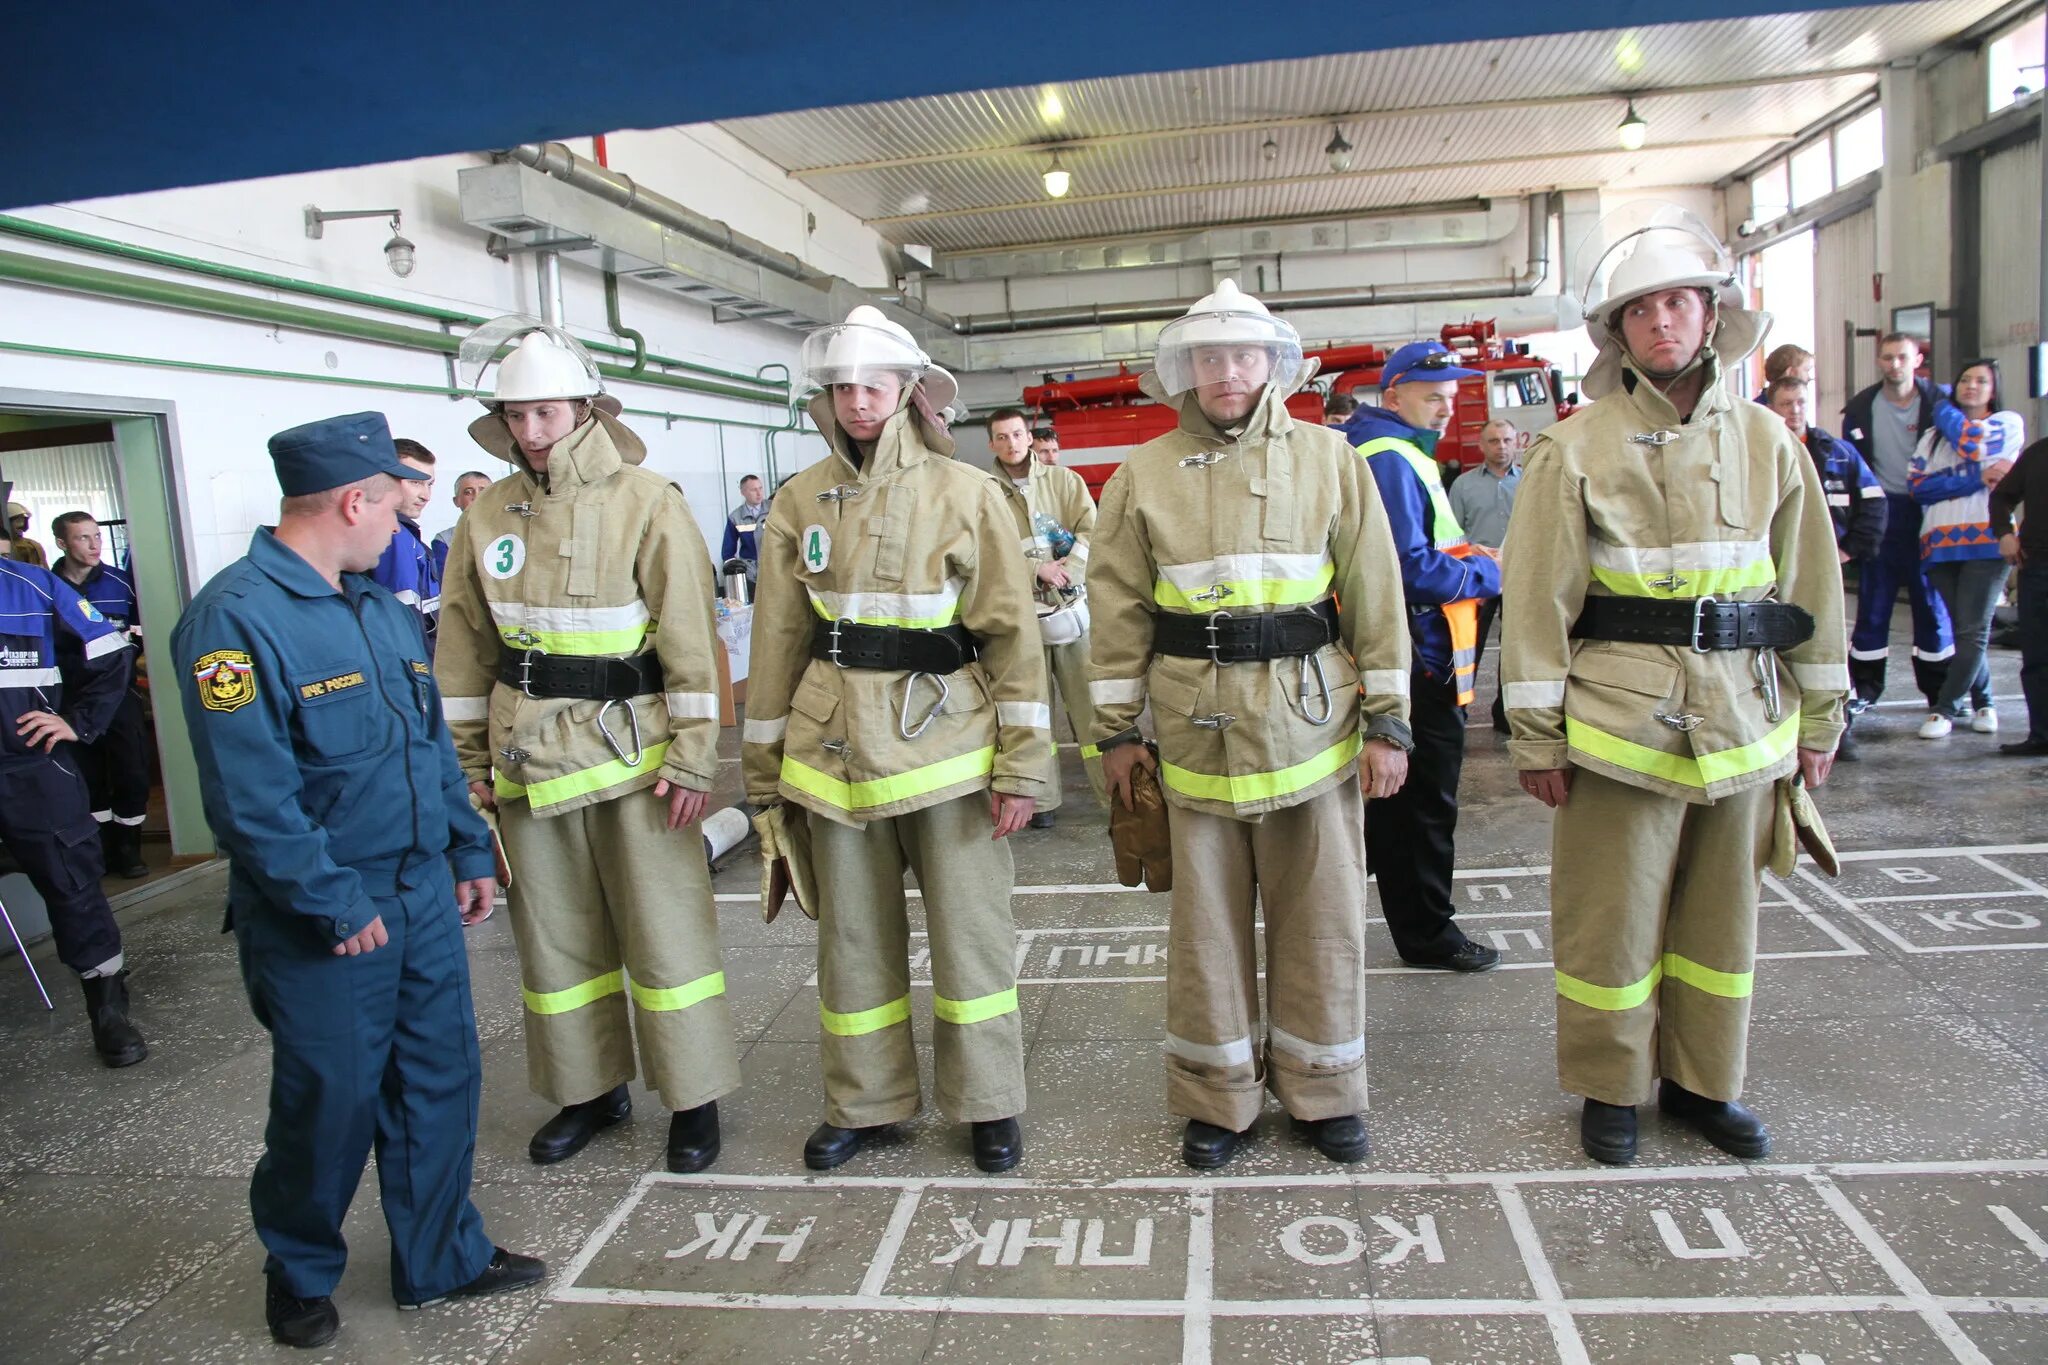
[718,0,2015,254]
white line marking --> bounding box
[860,1187,924,1298]
[1830,843,2048,861]
[1990,1204,2048,1261]
[1975,853,2048,898]
[1182,1187,1214,1365]
[1805,1171,1993,1365]
[1495,1181,1591,1365]
[1849,890,2042,905]
[1762,872,1870,958]
[553,1175,654,1294]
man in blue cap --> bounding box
[172,412,544,1349]
[1343,342,1504,972]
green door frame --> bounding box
[0,386,213,858]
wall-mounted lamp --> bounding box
[1324,125,1354,173]
[1617,100,1649,151]
[1043,154,1071,199]
[305,205,416,278]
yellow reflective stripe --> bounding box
[1556,953,1753,1011]
[1152,563,1335,610]
[523,970,625,1015]
[1661,953,1753,999]
[933,986,1020,1025]
[782,745,995,813]
[1555,962,1661,1011]
[1080,743,1101,759]
[821,994,911,1036]
[496,624,652,654]
[1589,561,1779,599]
[1160,731,1362,805]
[629,971,727,1012]
[807,594,961,629]
[1358,436,1468,547]
[495,740,672,808]
[1564,713,1797,789]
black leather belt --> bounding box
[810,619,980,672]
[1152,599,1340,662]
[497,649,663,700]
[1572,596,1815,652]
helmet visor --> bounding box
[1571,203,1733,320]
[457,315,604,401]
[1153,309,1304,398]
[800,320,929,393]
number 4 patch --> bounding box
[801,525,831,572]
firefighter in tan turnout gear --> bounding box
[1090,280,1414,1170]
[1500,209,1846,1166]
[988,406,1106,823]
[743,306,1049,1174]
[437,319,739,1174]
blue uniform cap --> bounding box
[1382,341,1483,388]
[268,412,430,496]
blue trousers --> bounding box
[0,754,122,974]
[234,864,493,1303]
[1850,493,1953,704]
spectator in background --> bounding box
[1325,391,1359,426]
[432,470,492,574]
[8,502,49,567]
[1031,427,1061,466]
[1908,357,2024,739]
[1990,435,2048,755]
[720,474,772,590]
[369,438,440,656]
[1757,343,1815,403]
[1447,417,1521,733]
[1768,377,1887,759]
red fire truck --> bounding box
[1022,320,1567,499]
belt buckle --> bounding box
[828,618,852,669]
[1689,595,1718,654]
[1205,610,1235,666]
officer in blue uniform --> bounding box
[368,438,441,657]
[0,538,147,1065]
[51,511,153,877]
[171,413,544,1350]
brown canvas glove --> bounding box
[1109,747,1173,893]
[1768,775,1839,878]
[754,804,818,923]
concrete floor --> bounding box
[2,628,2045,1364]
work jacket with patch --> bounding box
[996,457,1097,605]
[1500,357,1848,804]
[742,394,1049,827]
[436,411,723,818]
[1087,378,1413,821]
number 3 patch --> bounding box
[801,525,831,572]
[484,534,526,580]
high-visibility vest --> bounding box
[1359,437,1485,706]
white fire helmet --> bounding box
[458,316,605,404]
[1571,203,1766,399]
[1152,279,1304,399]
[801,305,959,414]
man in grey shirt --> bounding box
[1450,418,1521,732]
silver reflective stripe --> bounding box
[1790,662,1850,692]
[1826,494,1851,508]
[805,578,964,627]
[0,666,62,686]
[487,600,651,633]
[1859,485,1886,499]
[1268,1023,1365,1068]
[442,695,489,722]
[1911,644,1956,661]
[1504,680,1567,710]
[743,715,788,745]
[1360,668,1410,697]
[1163,1032,1254,1068]
[997,701,1052,728]
[419,595,441,613]
[1090,677,1146,706]
[1849,644,1890,661]
[665,691,721,720]
[1068,541,1090,562]
[393,588,422,606]
[1588,537,1773,576]
[83,633,128,661]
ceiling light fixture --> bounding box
[1043,154,1071,199]
[1324,125,1354,173]
[1262,134,1279,162]
[1617,100,1648,151]
[305,204,416,278]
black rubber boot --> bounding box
[102,823,148,879]
[1580,1099,1638,1165]
[527,1083,631,1164]
[81,970,148,1068]
[1291,1114,1371,1163]
[804,1121,889,1171]
[666,1101,721,1174]
[266,1279,339,1348]
[971,1117,1022,1172]
[1659,1080,1770,1159]
[1182,1118,1243,1170]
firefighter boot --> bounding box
[804,1121,892,1171]
[1291,1114,1371,1163]
[1659,1080,1770,1159]
[971,1117,1022,1173]
[666,1101,721,1174]
[1580,1099,1637,1165]
[81,970,148,1068]
[102,823,148,879]
[1182,1119,1244,1170]
[528,1083,631,1164]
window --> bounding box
[1750,160,1790,225]
[1989,11,2046,115]
[1833,106,1883,185]
[1789,139,1834,207]
[1491,372,1548,408]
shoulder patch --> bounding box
[410,659,430,676]
[299,670,366,701]
[192,649,258,713]
[77,598,106,623]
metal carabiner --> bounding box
[898,672,949,740]
[815,484,862,502]
[1753,647,1784,724]
[1627,429,1680,446]
[595,698,645,767]
[1297,650,1334,726]
[1177,450,1230,468]
[505,501,537,518]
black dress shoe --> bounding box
[400,1247,547,1309]
[667,1100,721,1174]
[971,1117,1022,1172]
[1400,938,1501,973]
[2001,738,2048,756]
[804,1121,888,1171]
[1182,1118,1244,1169]
[528,1083,631,1164]
[1291,1114,1371,1163]
[1028,811,1055,829]
[266,1279,339,1349]
[1580,1099,1638,1165]
[80,971,148,1068]
[1659,1080,1770,1158]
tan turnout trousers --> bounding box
[1549,768,1774,1106]
[809,793,1025,1129]
[499,791,740,1113]
[1165,780,1368,1131]
[1043,637,1107,811]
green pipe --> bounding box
[0,247,783,407]
[0,212,789,396]
[603,272,648,375]
[0,340,801,433]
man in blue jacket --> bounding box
[1344,342,1504,971]
[720,473,772,589]
[173,413,543,1349]
[51,510,154,876]
[369,438,440,656]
